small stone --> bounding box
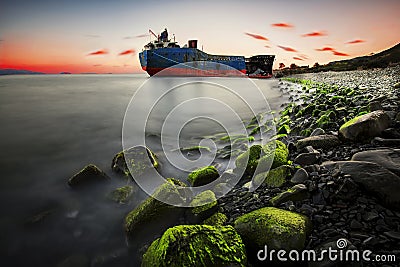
[68,164,110,187]
[350,219,363,229]
[362,211,379,222]
[294,152,320,166]
[269,184,309,206]
[291,168,309,184]
[296,135,340,150]
[368,101,383,111]
[311,128,325,136]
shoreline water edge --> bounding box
[36,65,400,266]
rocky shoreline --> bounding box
[64,66,400,266]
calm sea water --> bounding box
[0,74,287,266]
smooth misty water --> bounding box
[0,74,287,266]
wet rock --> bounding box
[68,164,110,187]
[294,151,320,166]
[187,166,219,187]
[252,165,291,188]
[329,161,400,208]
[352,149,400,176]
[124,178,187,239]
[234,207,311,252]
[270,184,309,206]
[107,185,135,204]
[296,135,340,150]
[372,137,400,146]
[291,168,309,184]
[311,128,325,136]
[111,146,159,177]
[339,110,390,141]
[189,190,218,221]
[142,225,247,267]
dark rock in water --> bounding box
[187,166,219,187]
[124,178,187,239]
[339,110,390,141]
[107,185,135,204]
[111,146,159,177]
[142,225,247,267]
[234,207,311,252]
[296,135,340,150]
[328,161,400,209]
[291,168,309,184]
[270,184,309,206]
[368,101,383,111]
[294,151,320,166]
[372,137,400,146]
[310,127,325,136]
[352,149,400,176]
[68,164,110,187]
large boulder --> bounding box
[111,146,159,177]
[339,110,390,141]
[351,149,400,176]
[124,178,187,239]
[296,135,340,150]
[142,225,247,267]
[187,166,219,186]
[234,207,311,252]
[327,161,400,209]
[68,164,110,187]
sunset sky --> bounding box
[0,0,399,74]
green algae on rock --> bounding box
[253,165,291,188]
[296,135,340,150]
[203,212,228,226]
[141,225,247,267]
[270,184,309,206]
[111,146,159,177]
[107,185,135,204]
[188,166,219,187]
[68,164,110,187]
[234,207,311,252]
[190,190,218,219]
[124,178,186,238]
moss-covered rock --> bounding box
[111,146,159,177]
[203,212,228,226]
[188,166,219,187]
[253,165,291,188]
[68,164,110,187]
[260,140,289,169]
[107,185,135,204]
[141,225,247,267]
[234,207,311,252]
[124,178,186,238]
[235,145,262,175]
[190,190,218,220]
[339,110,390,141]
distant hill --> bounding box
[0,69,45,75]
[276,43,400,76]
[325,42,400,70]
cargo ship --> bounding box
[139,29,275,78]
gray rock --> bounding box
[311,128,325,136]
[328,161,400,209]
[339,110,390,141]
[368,101,383,111]
[291,168,309,184]
[350,219,363,229]
[372,137,400,146]
[68,164,110,187]
[296,135,340,150]
[352,149,400,176]
[294,151,320,166]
